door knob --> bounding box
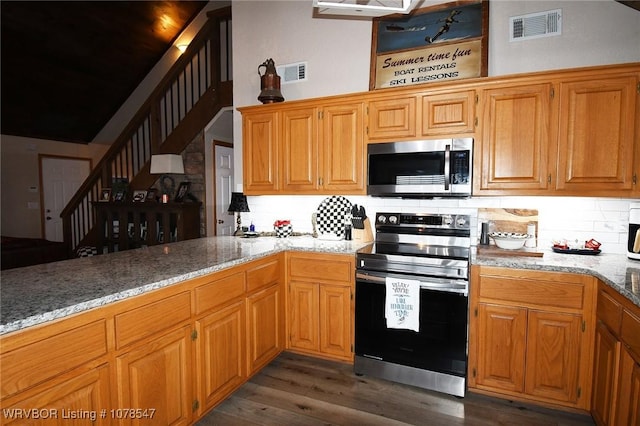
[217,220,224,224]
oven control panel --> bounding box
[375,212,470,229]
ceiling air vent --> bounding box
[276,61,308,85]
[509,9,562,42]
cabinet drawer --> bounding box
[621,309,640,360]
[289,254,353,284]
[479,275,584,310]
[195,272,245,315]
[597,289,623,334]
[247,259,280,293]
[115,291,191,348]
[0,320,107,399]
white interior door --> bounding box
[215,145,235,236]
[41,156,91,241]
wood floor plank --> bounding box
[196,352,595,426]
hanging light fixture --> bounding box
[312,0,416,17]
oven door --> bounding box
[354,270,468,378]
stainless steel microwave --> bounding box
[367,138,473,198]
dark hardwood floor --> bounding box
[196,352,595,426]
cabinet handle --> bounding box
[547,174,552,183]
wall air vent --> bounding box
[276,61,308,84]
[509,9,562,42]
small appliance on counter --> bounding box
[629,203,640,260]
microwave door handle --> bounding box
[444,144,451,190]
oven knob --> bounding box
[389,215,398,224]
[455,216,469,228]
[442,215,453,226]
[377,215,386,224]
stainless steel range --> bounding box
[354,212,471,397]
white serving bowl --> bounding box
[490,232,529,250]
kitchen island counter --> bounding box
[472,248,640,308]
[0,236,368,335]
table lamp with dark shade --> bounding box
[228,192,249,236]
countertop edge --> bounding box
[0,237,370,335]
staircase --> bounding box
[61,7,232,254]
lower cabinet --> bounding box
[469,266,595,410]
[0,254,285,426]
[195,301,245,414]
[591,282,640,425]
[1,364,111,426]
[116,325,194,426]
[287,252,354,362]
[246,283,285,374]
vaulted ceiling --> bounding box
[1,1,208,144]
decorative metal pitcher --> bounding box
[258,58,284,104]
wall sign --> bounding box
[369,0,489,90]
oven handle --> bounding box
[356,271,468,295]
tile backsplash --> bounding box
[240,195,635,254]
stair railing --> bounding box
[61,7,232,254]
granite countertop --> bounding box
[472,248,640,308]
[0,236,369,335]
[2,237,639,336]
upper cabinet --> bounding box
[556,75,638,194]
[474,65,640,197]
[240,100,365,195]
[366,88,476,143]
[240,63,639,198]
[477,82,555,192]
[242,111,280,194]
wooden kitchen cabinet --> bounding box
[476,83,555,193]
[287,252,354,362]
[116,325,193,426]
[193,270,247,415]
[321,102,365,193]
[114,290,193,425]
[366,95,417,141]
[281,106,319,191]
[475,66,640,197]
[420,89,476,136]
[195,301,245,413]
[1,365,111,426]
[592,321,621,426]
[469,265,596,410]
[240,101,365,195]
[245,256,285,375]
[556,74,638,194]
[592,282,640,425]
[366,89,476,143]
[242,111,280,194]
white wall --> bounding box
[232,0,640,253]
[0,135,109,238]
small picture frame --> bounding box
[99,188,112,202]
[146,188,158,202]
[132,190,147,202]
[174,181,191,203]
[113,190,126,202]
